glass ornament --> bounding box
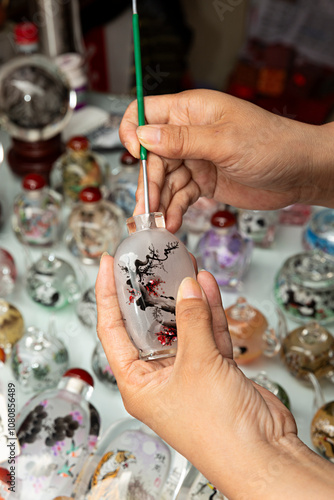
[251,372,290,409]
[0,300,24,354]
[0,248,16,296]
[274,250,334,324]
[237,209,279,248]
[26,253,81,309]
[280,322,334,382]
[11,323,69,393]
[197,210,252,289]
[91,341,118,391]
[225,297,286,364]
[65,186,125,264]
[303,208,334,255]
[311,400,334,463]
[114,212,196,361]
[50,136,107,204]
[0,54,75,142]
[107,150,140,218]
[76,286,97,328]
[15,368,98,500]
[12,173,61,246]
[72,417,189,500]
[182,197,223,234]
[279,204,312,226]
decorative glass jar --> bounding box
[0,248,16,296]
[65,186,125,264]
[280,322,334,382]
[50,136,107,204]
[107,150,140,217]
[274,250,334,324]
[237,209,279,248]
[12,173,61,246]
[0,299,24,354]
[72,418,189,500]
[11,324,69,393]
[15,368,98,500]
[225,297,286,364]
[197,210,252,289]
[114,212,196,361]
[26,253,81,309]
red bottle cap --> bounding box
[211,210,236,228]
[23,173,46,190]
[121,150,139,165]
[79,187,102,203]
[0,346,5,363]
[63,368,94,388]
[67,136,89,152]
[14,22,38,45]
[0,467,9,485]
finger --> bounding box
[197,271,234,360]
[174,277,218,364]
[95,254,139,377]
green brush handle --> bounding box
[132,13,147,162]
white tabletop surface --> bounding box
[0,98,333,469]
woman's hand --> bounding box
[119,89,334,233]
[94,254,334,499]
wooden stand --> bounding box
[7,134,63,182]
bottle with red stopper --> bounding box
[50,136,107,204]
[65,186,125,264]
[14,22,39,55]
[197,209,253,289]
[15,368,99,500]
[12,173,61,246]
[108,150,140,217]
[114,212,196,360]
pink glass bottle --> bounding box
[114,212,196,360]
[279,204,312,225]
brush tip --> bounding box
[132,0,137,14]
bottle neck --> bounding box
[126,212,165,234]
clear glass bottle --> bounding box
[91,341,118,391]
[12,173,61,246]
[0,248,16,296]
[76,286,97,328]
[15,368,98,500]
[225,297,286,364]
[279,204,312,226]
[50,136,107,204]
[182,197,222,234]
[65,186,125,264]
[303,208,334,255]
[11,323,69,393]
[0,299,24,355]
[114,212,196,360]
[26,253,81,309]
[108,150,140,218]
[237,209,279,248]
[280,321,334,382]
[72,417,189,500]
[197,210,253,289]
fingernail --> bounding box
[137,125,161,145]
[177,277,203,300]
[100,251,109,262]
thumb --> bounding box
[136,124,220,160]
[175,277,217,363]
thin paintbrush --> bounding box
[132,0,150,214]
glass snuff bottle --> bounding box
[0,248,16,296]
[279,204,312,226]
[107,150,140,218]
[50,136,106,204]
[182,197,223,234]
[76,286,97,328]
[114,212,196,361]
[274,249,334,324]
[12,173,61,246]
[303,208,334,255]
[251,372,290,409]
[0,299,24,355]
[15,368,98,500]
[11,323,69,393]
[280,321,334,382]
[225,297,285,364]
[72,417,189,500]
[237,209,279,248]
[26,253,81,309]
[91,341,118,391]
[65,186,125,264]
[197,210,252,289]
